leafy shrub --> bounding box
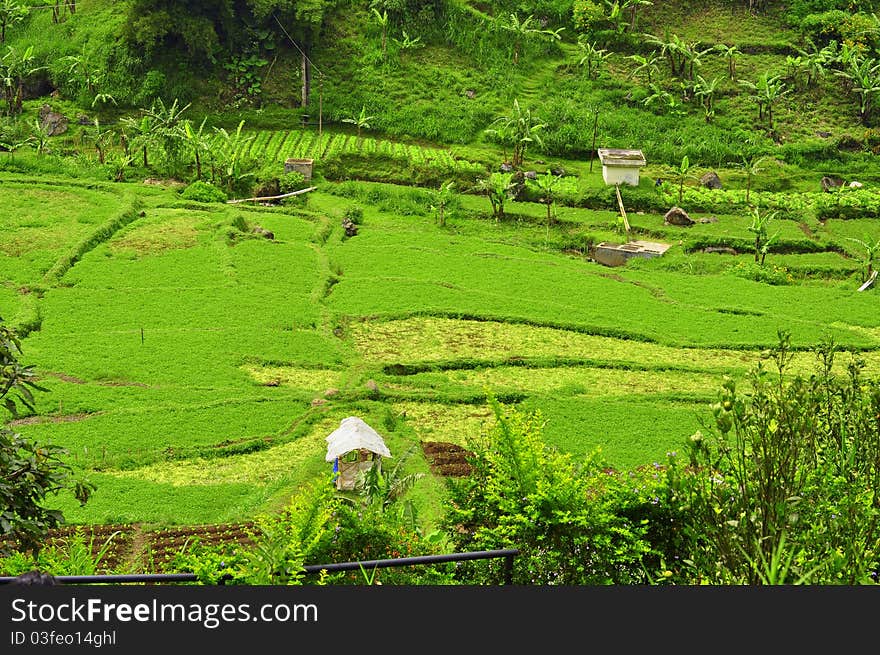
[659,333,880,584]
[442,395,653,584]
[180,180,227,203]
[727,260,795,285]
[343,206,364,225]
[279,170,306,194]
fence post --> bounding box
[504,553,514,585]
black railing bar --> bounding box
[301,549,519,574]
[0,549,519,585]
[0,573,198,585]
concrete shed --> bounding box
[597,148,646,186]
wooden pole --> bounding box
[227,186,317,204]
[615,184,631,239]
[318,73,323,137]
[589,109,599,173]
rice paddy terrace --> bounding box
[3,163,880,554]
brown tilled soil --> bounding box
[420,441,474,477]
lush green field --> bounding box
[5,0,880,541]
[3,169,880,533]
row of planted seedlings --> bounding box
[239,128,486,173]
[143,522,256,572]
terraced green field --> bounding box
[3,171,879,530]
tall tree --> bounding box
[0,320,94,557]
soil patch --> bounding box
[421,441,474,477]
[8,413,95,426]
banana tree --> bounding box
[846,235,880,283]
[476,172,516,221]
[747,205,779,265]
[664,155,699,205]
[0,0,27,43]
[627,51,661,84]
[693,74,720,122]
[529,170,562,243]
[183,117,212,180]
[485,99,545,169]
[499,13,563,65]
[577,37,611,79]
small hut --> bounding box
[325,417,392,491]
[597,148,646,186]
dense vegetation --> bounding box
[2,0,880,584]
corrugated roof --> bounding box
[597,148,646,167]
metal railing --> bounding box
[0,548,519,586]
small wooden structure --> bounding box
[284,157,314,181]
[325,417,392,491]
[592,240,671,267]
[597,148,646,187]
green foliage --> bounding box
[177,479,335,585]
[475,171,515,221]
[0,1,27,44]
[0,320,93,557]
[343,205,364,225]
[747,205,780,265]
[442,395,652,584]
[485,99,545,169]
[180,179,228,203]
[279,170,306,194]
[0,528,122,576]
[660,332,880,584]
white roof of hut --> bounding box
[325,416,392,462]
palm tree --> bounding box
[0,0,27,43]
[714,43,740,80]
[498,13,563,65]
[627,51,661,84]
[476,172,516,221]
[577,38,611,80]
[485,99,545,169]
[342,105,375,139]
[693,75,720,122]
[371,8,389,61]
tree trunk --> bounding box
[300,40,311,108]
